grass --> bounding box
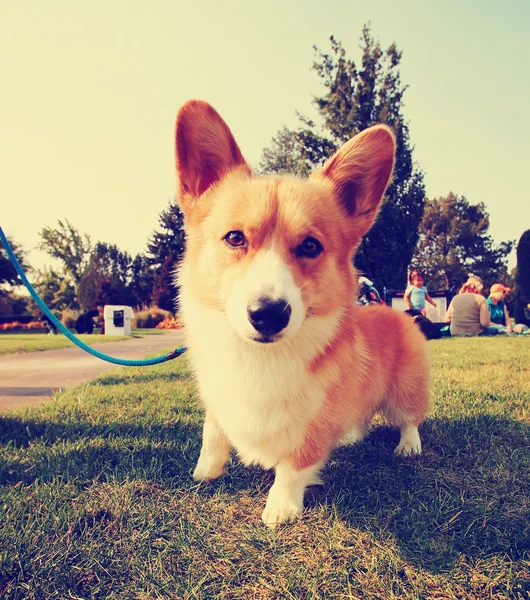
[0,337,529,599]
[0,329,166,357]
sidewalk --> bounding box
[0,330,185,412]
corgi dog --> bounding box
[174,100,430,527]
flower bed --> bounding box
[0,320,46,332]
[155,317,183,330]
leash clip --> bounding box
[165,347,186,361]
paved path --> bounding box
[0,331,185,412]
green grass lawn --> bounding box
[0,329,166,357]
[0,337,529,599]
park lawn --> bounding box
[0,329,166,357]
[0,337,529,599]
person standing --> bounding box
[404,270,437,316]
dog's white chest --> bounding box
[179,290,341,468]
[192,338,324,467]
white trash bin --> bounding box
[104,305,134,336]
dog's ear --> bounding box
[312,125,395,238]
[175,100,250,214]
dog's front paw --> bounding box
[395,425,422,457]
[394,438,422,456]
[261,488,303,528]
[192,457,226,481]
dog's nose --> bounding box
[247,298,291,336]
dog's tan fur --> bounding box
[175,100,430,526]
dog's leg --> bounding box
[193,411,231,481]
[261,460,323,528]
[338,424,366,446]
[394,422,422,456]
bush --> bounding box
[514,230,530,326]
[61,309,80,329]
[133,307,172,329]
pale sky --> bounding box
[1,0,529,274]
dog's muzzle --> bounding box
[247,298,291,337]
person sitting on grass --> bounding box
[487,283,513,332]
[445,275,499,336]
[404,270,437,316]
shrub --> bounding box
[133,307,172,329]
[514,230,530,325]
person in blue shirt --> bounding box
[404,270,437,316]
[487,283,512,332]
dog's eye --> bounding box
[224,230,246,248]
[296,237,323,258]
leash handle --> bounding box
[0,226,186,366]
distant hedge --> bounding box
[133,307,172,329]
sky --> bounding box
[1,0,529,275]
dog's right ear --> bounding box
[175,100,250,214]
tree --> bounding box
[0,235,28,288]
[259,126,336,178]
[129,254,156,308]
[33,268,78,312]
[77,242,134,310]
[147,200,186,311]
[0,235,32,315]
[38,219,91,284]
[37,219,156,311]
[411,193,514,290]
[514,230,530,325]
[151,254,178,312]
[258,27,426,289]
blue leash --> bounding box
[0,227,186,366]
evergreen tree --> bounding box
[147,200,186,312]
[151,255,178,312]
[129,254,155,309]
[259,26,425,289]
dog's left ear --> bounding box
[175,100,250,214]
[312,125,396,237]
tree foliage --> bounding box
[37,220,156,311]
[38,220,91,284]
[0,235,29,288]
[151,255,178,313]
[514,230,530,325]
[258,26,425,289]
[147,200,186,312]
[34,268,78,312]
[130,254,156,309]
[411,193,514,290]
[0,235,32,315]
[77,242,135,310]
